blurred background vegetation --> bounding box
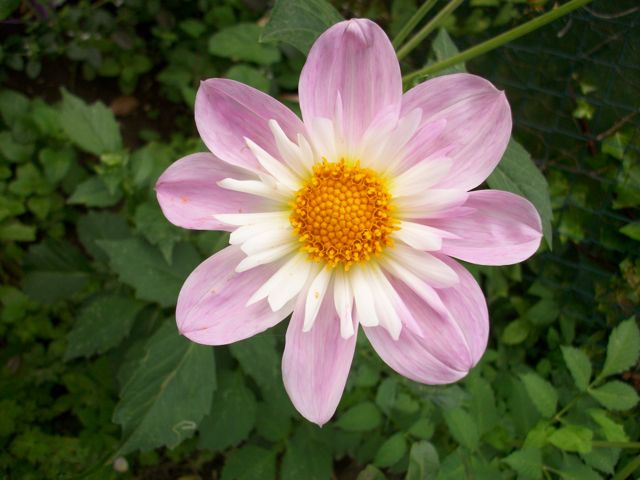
[0,0,638,479]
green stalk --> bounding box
[392,0,439,49]
[397,0,464,60]
[402,0,594,83]
[612,454,640,480]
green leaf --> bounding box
[580,448,620,475]
[209,24,281,65]
[487,139,553,249]
[520,372,558,418]
[374,433,407,468]
[0,221,36,242]
[198,371,257,452]
[620,221,640,241]
[502,319,530,345]
[65,294,144,360]
[255,399,292,442]
[134,201,183,264]
[559,454,603,480]
[503,448,543,480]
[406,441,439,480]
[430,28,467,76]
[588,381,639,411]
[261,0,343,54]
[561,346,592,391]
[443,408,479,451]
[59,88,122,156]
[38,147,75,185]
[356,465,386,480]
[336,402,382,432]
[113,321,215,454]
[68,176,122,207]
[598,317,640,380]
[467,376,498,436]
[76,211,131,262]
[226,65,270,93]
[587,409,628,442]
[221,445,276,480]
[23,240,92,304]
[98,238,200,307]
[281,425,333,480]
[549,425,593,453]
[0,89,29,122]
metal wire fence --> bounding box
[468,0,640,326]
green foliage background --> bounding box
[0,0,638,479]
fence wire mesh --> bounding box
[467,0,640,327]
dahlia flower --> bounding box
[156,19,542,425]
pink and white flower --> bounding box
[156,19,542,425]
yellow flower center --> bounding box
[290,159,397,270]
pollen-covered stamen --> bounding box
[290,159,397,270]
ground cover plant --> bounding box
[0,0,638,479]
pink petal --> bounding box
[299,19,402,150]
[177,246,290,345]
[156,152,269,231]
[401,73,511,191]
[282,290,357,426]
[428,190,542,266]
[365,258,489,384]
[195,79,306,172]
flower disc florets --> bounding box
[290,159,397,270]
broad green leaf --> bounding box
[209,24,280,65]
[0,89,29,122]
[113,321,215,454]
[598,317,640,380]
[0,221,36,242]
[356,465,386,480]
[221,445,276,480]
[98,238,200,307]
[255,399,292,442]
[406,441,439,480]
[23,240,92,304]
[430,28,467,76]
[487,139,553,249]
[520,372,558,418]
[503,448,543,480]
[281,425,332,480]
[559,454,603,480]
[523,421,555,449]
[38,147,75,185]
[501,319,530,345]
[65,294,144,360]
[587,409,628,442]
[134,201,183,264]
[374,433,407,468]
[588,381,639,411]
[443,408,479,451]
[261,0,343,54]
[76,211,131,262]
[229,333,280,396]
[336,402,382,432]
[59,88,122,156]
[68,176,122,207]
[467,376,498,436]
[198,370,256,452]
[548,425,593,453]
[620,221,640,240]
[561,346,592,391]
[226,65,270,93]
[580,448,620,475]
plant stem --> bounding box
[612,454,640,480]
[592,441,640,449]
[392,0,439,49]
[397,0,464,60]
[402,0,594,83]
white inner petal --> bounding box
[245,137,301,191]
[307,117,339,162]
[390,158,453,198]
[386,244,459,288]
[394,221,446,251]
[333,268,355,339]
[350,266,380,328]
[235,241,298,273]
[396,189,468,219]
[367,265,403,340]
[229,218,291,245]
[215,211,289,226]
[218,178,290,202]
[303,267,333,332]
[240,228,294,255]
[269,119,314,176]
[363,109,423,171]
